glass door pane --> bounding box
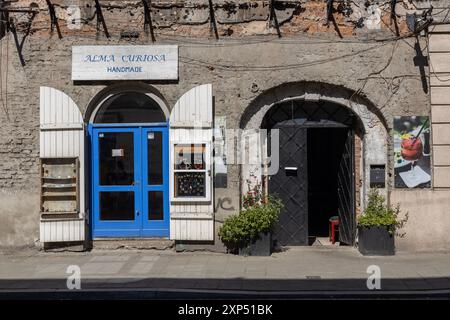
[99,132,134,186]
[148,191,164,220]
[147,131,163,185]
[100,191,135,221]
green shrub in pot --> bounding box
[218,194,283,253]
[358,189,407,233]
[357,189,408,255]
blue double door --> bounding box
[92,126,169,238]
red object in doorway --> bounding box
[329,216,340,244]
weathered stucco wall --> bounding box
[0,0,445,250]
[391,190,450,252]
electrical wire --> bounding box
[178,40,394,71]
[347,39,399,111]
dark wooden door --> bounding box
[269,125,308,246]
[337,129,356,245]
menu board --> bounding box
[174,172,206,197]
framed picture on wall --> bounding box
[393,116,431,188]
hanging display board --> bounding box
[40,157,79,216]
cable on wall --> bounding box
[142,0,155,42]
[94,0,110,38]
[45,0,62,39]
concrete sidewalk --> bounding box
[0,246,449,295]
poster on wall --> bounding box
[394,116,431,188]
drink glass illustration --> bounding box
[401,134,423,176]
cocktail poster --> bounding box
[394,116,431,188]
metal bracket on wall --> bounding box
[0,2,6,39]
[94,0,110,38]
[325,0,343,38]
[269,0,281,38]
[390,0,397,21]
[326,0,333,26]
[6,11,37,66]
[142,0,155,42]
[45,0,62,39]
[390,0,399,36]
[208,0,219,40]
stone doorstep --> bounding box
[40,239,175,252]
[42,241,86,253]
[92,239,175,251]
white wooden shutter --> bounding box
[39,87,85,243]
[169,84,214,241]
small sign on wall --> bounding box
[214,116,228,188]
[112,149,124,157]
[72,45,178,81]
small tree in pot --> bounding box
[358,189,408,256]
[219,184,283,256]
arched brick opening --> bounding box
[239,82,388,227]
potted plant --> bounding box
[357,189,408,256]
[218,184,283,256]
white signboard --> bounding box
[72,45,178,81]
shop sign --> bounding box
[72,45,178,80]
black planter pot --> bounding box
[358,226,395,256]
[239,232,272,256]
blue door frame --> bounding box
[89,124,169,238]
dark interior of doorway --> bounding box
[307,127,349,244]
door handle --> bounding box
[136,210,140,216]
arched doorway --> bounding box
[87,87,170,238]
[240,82,388,248]
[263,99,363,247]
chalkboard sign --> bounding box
[175,172,206,197]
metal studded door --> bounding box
[269,124,308,246]
[337,129,356,245]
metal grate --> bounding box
[263,99,356,130]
